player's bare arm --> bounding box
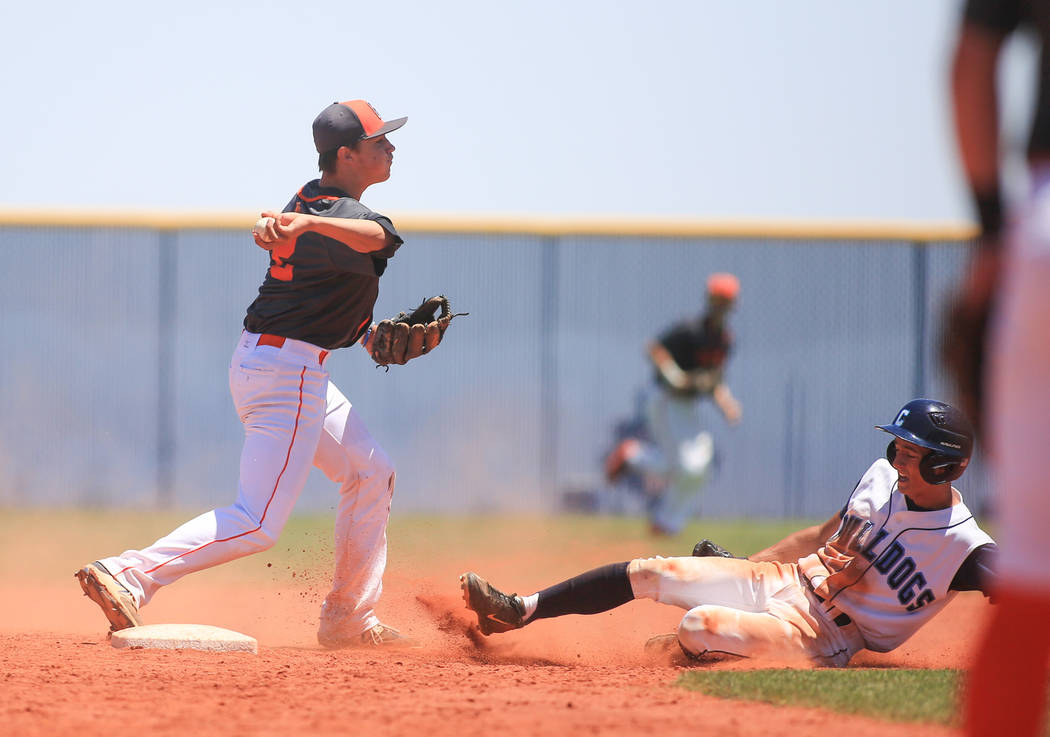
[941,21,1009,442]
[647,342,689,391]
[262,211,393,254]
[713,382,742,425]
[951,23,1005,201]
[748,513,840,563]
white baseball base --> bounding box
[110,624,258,654]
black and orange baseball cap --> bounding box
[312,100,407,153]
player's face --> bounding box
[889,438,951,508]
[351,135,396,184]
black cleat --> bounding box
[691,539,735,558]
[459,572,526,635]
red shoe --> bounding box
[605,439,640,482]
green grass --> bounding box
[678,669,962,725]
[679,669,1050,733]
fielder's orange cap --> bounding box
[707,272,740,300]
[312,100,407,153]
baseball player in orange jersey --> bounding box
[75,100,425,648]
[605,273,742,536]
[463,400,997,667]
[948,1,1050,734]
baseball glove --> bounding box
[691,538,736,559]
[368,295,466,368]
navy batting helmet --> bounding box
[876,399,974,485]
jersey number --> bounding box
[269,240,295,281]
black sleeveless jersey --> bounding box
[243,180,403,350]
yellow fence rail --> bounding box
[0,207,978,242]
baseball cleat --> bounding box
[691,538,736,558]
[643,632,716,663]
[459,572,525,635]
[604,438,640,483]
[75,561,143,632]
[317,622,418,649]
[643,632,682,656]
[358,623,414,647]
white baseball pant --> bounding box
[100,331,395,636]
[628,556,864,666]
[631,387,715,533]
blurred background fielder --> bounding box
[605,273,742,535]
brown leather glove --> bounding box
[368,295,467,367]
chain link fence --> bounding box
[0,215,984,518]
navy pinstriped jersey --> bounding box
[244,180,403,350]
[821,459,995,652]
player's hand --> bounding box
[813,515,873,597]
[813,559,866,600]
[720,396,742,426]
[685,369,719,395]
[658,360,691,392]
[253,211,309,252]
[268,211,315,239]
[823,515,873,559]
[712,383,741,425]
[252,213,281,250]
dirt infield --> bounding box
[0,514,986,737]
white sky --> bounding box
[1,1,1037,223]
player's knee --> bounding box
[370,449,395,485]
[680,606,714,633]
[363,448,396,500]
[242,524,281,553]
[321,446,395,489]
[677,606,723,655]
[356,453,395,500]
[222,504,284,553]
[335,456,395,507]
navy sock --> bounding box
[532,561,633,620]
